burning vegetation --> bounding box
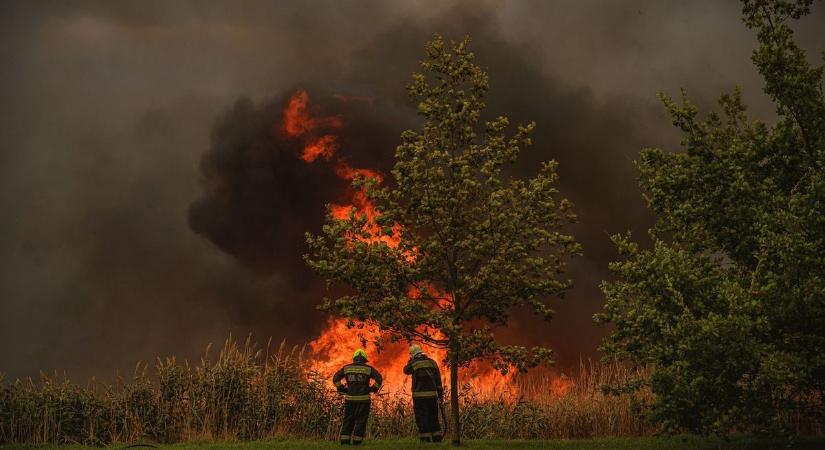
[0,337,663,446]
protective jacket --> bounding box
[332,356,383,402]
[404,352,444,442]
[403,353,443,399]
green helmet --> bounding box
[353,348,368,361]
[409,344,423,357]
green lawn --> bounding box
[7,436,825,450]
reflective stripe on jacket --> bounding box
[403,353,443,398]
[332,358,383,402]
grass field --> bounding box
[6,436,825,450]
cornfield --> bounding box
[0,336,717,446]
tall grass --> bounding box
[1,337,340,445]
[458,359,651,439]
[0,337,815,445]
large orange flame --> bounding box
[282,89,564,397]
[308,317,521,396]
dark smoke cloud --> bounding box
[188,90,410,279]
[1,0,823,380]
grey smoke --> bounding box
[1,0,823,380]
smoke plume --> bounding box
[1,0,823,380]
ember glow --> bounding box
[283,89,568,397]
[549,376,574,397]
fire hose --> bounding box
[438,393,449,437]
[419,365,449,438]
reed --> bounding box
[0,336,816,446]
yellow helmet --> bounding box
[353,348,368,360]
[409,344,423,357]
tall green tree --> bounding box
[306,36,580,444]
[597,0,824,435]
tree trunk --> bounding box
[450,356,460,445]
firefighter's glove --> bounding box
[336,385,347,394]
[369,385,379,393]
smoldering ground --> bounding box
[1,1,823,380]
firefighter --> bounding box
[403,344,444,442]
[332,348,383,445]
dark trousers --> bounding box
[413,397,443,442]
[340,400,370,445]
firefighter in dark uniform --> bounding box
[403,344,444,442]
[332,348,383,445]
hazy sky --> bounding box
[1,0,823,380]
